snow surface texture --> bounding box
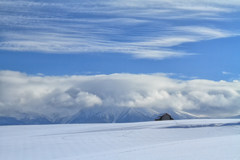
[1,119,240,160]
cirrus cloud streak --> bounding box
[0,0,239,59]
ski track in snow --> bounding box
[0,119,240,160]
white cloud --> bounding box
[173,26,235,39]
[222,71,233,75]
[0,70,240,118]
[0,0,239,59]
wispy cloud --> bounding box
[0,70,240,118]
[222,71,233,75]
[0,0,239,59]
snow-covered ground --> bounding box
[1,119,240,160]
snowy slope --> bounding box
[1,119,240,160]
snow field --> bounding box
[0,119,240,160]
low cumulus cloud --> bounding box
[0,70,240,118]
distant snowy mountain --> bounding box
[65,107,159,123]
[0,115,51,125]
[0,107,200,125]
[227,114,240,119]
[64,107,200,124]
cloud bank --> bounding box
[0,70,240,118]
[0,0,239,59]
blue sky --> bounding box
[1,0,240,80]
[1,0,240,118]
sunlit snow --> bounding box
[1,119,240,160]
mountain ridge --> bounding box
[0,107,200,125]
